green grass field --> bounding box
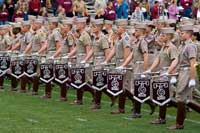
[0,82,200,133]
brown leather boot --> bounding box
[131,101,141,118]
[111,108,125,114]
[168,102,185,130]
[31,76,39,94]
[151,105,166,124]
[41,83,52,99]
[19,76,27,93]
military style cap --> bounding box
[181,17,195,25]
[161,27,175,34]
[35,18,44,24]
[129,19,138,26]
[115,19,128,26]
[22,20,31,26]
[48,17,59,23]
[91,18,104,25]
[0,24,9,29]
[144,20,154,26]
[61,19,73,25]
[135,23,147,29]
[28,15,36,20]
[15,17,23,23]
[193,25,200,32]
[179,24,194,31]
[156,19,165,23]
[75,17,88,23]
[166,19,176,25]
[10,22,21,28]
[104,20,113,25]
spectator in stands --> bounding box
[39,7,48,17]
[29,0,41,16]
[104,1,116,21]
[193,0,200,19]
[129,0,140,15]
[0,4,8,25]
[151,1,160,19]
[5,0,15,22]
[95,0,107,12]
[131,6,144,21]
[73,0,88,17]
[140,0,150,19]
[12,7,23,22]
[180,0,193,18]
[115,0,129,19]
[168,0,179,20]
[56,0,73,17]
[16,0,29,20]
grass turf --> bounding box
[0,83,200,133]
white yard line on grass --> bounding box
[3,84,200,125]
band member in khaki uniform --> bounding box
[57,18,75,101]
[103,19,132,114]
[119,23,149,118]
[168,24,198,130]
[9,23,23,91]
[88,18,113,110]
[30,18,47,95]
[0,25,12,90]
[41,17,62,99]
[18,21,33,93]
[67,17,94,105]
[103,20,114,48]
[144,27,179,124]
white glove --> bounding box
[188,79,196,88]
[143,69,151,74]
[170,76,177,84]
[84,63,90,67]
[140,74,146,78]
[116,66,124,70]
[160,72,169,77]
[101,61,108,65]
[18,54,24,57]
[80,60,86,64]
[62,55,69,59]
[33,52,39,56]
[49,56,54,59]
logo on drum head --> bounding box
[152,81,170,106]
[92,70,107,91]
[107,74,123,96]
[70,68,86,89]
[134,78,151,103]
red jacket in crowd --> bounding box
[56,0,72,13]
[0,9,9,21]
[151,5,159,19]
[180,0,192,9]
[104,7,116,21]
[29,0,41,13]
[12,12,23,22]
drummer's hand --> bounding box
[160,72,168,76]
[33,52,39,56]
[18,54,24,57]
[80,60,86,64]
[85,63,90,67]
[116,66,124,69]
[170,76,177,84]
[101,61,108,65]
[49,56,54,59]
[143,69,151,74]
[189,79,196,88]
[62,55,69,59]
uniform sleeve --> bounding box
[82,32,91,46]
[25,32,33,44]
[101,35,109,50]
[39,31,46,43]
[187,44,197,59]
[140,39,148,53]
[5,36,12,46]
[169,46,178,60]
[53,30,62,42]
[67,35,74,46]
[122,34,131,48]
